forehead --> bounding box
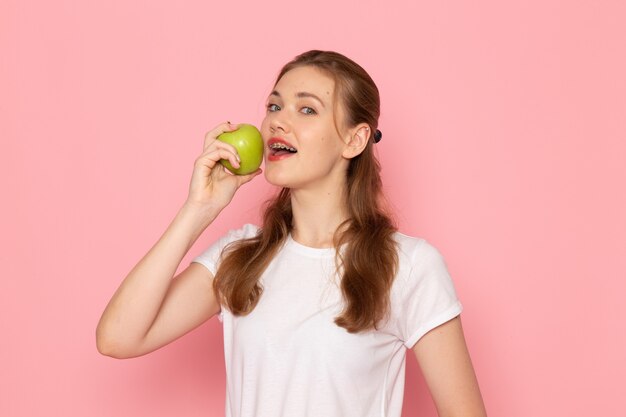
[273,66,335,101]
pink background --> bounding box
[1,0,624,416]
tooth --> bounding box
[270,143,297,152]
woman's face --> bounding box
[260,65,351,190]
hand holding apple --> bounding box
[216,124,264,175]
[185,122,262,211]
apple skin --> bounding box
[216,124,264,175]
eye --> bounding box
[300,106,317,115]
[267,103,280,112]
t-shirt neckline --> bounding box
[286,233,338,258]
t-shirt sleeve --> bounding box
[190,223,260,322]
[191,223,260,275]
[393,239,463,349]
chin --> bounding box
[263,168,292,188]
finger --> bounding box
[196,148,241,170]
[210,163,236,181]
[203,121,239,150]
[206,138,241,162]
[199,140,241,164]
[236,168,263,186]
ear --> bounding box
[342,123,370,159]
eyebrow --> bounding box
[269,90,326,108]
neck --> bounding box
[289,183,349,249]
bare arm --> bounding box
[95,204,219,359]
[412,316,488,417]
[96,122,262,359]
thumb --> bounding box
[236,168,263,187]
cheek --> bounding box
[260,117,272,139]
[260,116,269,131]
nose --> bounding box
[268,111,289,135]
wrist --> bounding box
[180,200,222,224]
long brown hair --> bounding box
[213,50,399,333]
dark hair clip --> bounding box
[373,129,382,143]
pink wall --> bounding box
[2,1,624,416]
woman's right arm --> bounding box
[95,122,262,359]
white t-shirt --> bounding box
[192,223,463,417]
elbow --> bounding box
[96,337,136,359]
[96,333,122,359]
[95,326,134,359]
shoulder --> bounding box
[225,223,261,241]
[194,223,260,256]
[190,223,261,273]
[393,231,444,265]
[392,231,452,283]
[216,223,261,251]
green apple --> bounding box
[216,123,264,175]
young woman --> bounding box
[96,50,487,417]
